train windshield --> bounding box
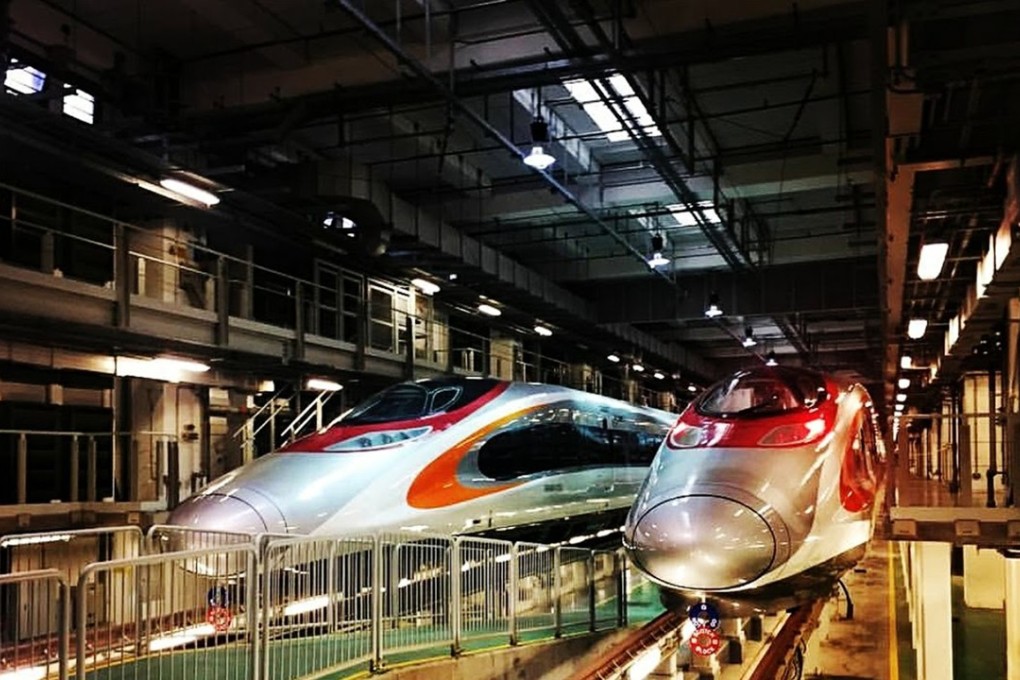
[697,368,829,418]
[336,378,500,425]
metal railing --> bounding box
[0,181,678,410]
[0,569,70,680]
[0,528,633,680]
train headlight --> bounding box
[757,418,827,446]
[326,426,432,451]
[667,423,705,449]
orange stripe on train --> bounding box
[406,404,541,509]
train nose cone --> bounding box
[168,494,273,534]
[628,496,776,590]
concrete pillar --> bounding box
[963,546,1005,609]
[1005,558,1020,680]
[913,542,953,680]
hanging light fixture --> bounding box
[917,240,949,281]
[896,393,907,403]
[607,353,621,363]
[704,292,723,318]
[647,233,670,268]
[898,377,910,389]
[901,355,912,369]
[742,326,756,348]
[523,118,556,171]
[534,325,553,337]
[765,351,778,367]
[907,318,928,339]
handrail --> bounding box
[282,390,338,441]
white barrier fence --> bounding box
[0,527,629,680]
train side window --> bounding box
[429,387,461,414]
[477,422,588,480]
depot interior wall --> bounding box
[129,379,205,504]
[961,372,1006,491]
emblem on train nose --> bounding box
[689,626,722,656]
[687,602,720,630]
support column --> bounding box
[1005,558,1020,680]
[913,542,953,680]
[963,546,1005,609]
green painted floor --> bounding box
[81,585,663,680]
[890,548,1008,680]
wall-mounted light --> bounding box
[159,178,220,206]
[478,303,502,317]
[907,318,928,339]
[898,378,910,389]
[742,326,756,348]
[152,357,210,373]
[704,292,723,318]
[534,325,552,337]
[917,240,949,281]
[307,378,343,392]
[765,351,778,367]
[411,278,440,296]
[607,353,620,363]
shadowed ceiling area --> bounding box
[4,0,1020,413]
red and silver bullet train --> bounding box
[169,378,675,542]
[623,366,884,616]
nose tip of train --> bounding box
[168,494,272,535]
[626,496,778,590]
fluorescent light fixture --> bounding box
[4,63,46,95]
[896,393,907,403]
[917,241,949,281]
[647,252,670,268]
[907,318,928,339]
[478,303,502,317]
[307,378,342,392]
[632,363,645,372]
[148,623,216,651]
[0,534,71,548]
[0,667,47,680]
[607,353,621,363]
[667,200,722,226]
[898,378,910,389]
[901,355,912,369]
[653,371,665,380]
[523,146,556,170]
[152,357,210,373]
[563,76,662,143]
[411,278,440,296]
[63,88,94,124]
[159,178,221,206]
[765,351,778,367]
[534,325,553,337]
[282,595,330,616]
[628,646,662,680]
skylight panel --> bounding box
[4,63,45,95]
[63,89,95,124]
[667,201,721,227]
[564,74,661,142]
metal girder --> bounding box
[182,3,868,130]
[591,257,879,325]
[332,0,662,280]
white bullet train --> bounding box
[169,378,676,542]
[623,366,884,616]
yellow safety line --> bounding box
[888,543,899,680]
